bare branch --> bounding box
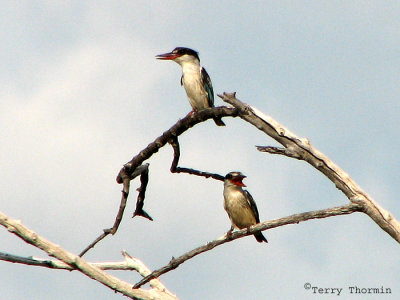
[122,251,175,295]
[219,92,400,243]
[169,137,225,181]
[79,163,151,257]
[133,203,362,289]
[117,107,237,217]
[132,164,152,220]
[79,230,110,257]
[80,108,237,257]
[0,211,177,300]
[116,107,237,184]
[256,145,302,159]
[0,251,70,269]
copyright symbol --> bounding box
[304,282,311,290]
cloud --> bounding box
[1,2,399,300]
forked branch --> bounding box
[79,163,150,257]
[0,211,176,300]
[79,107,237,256]
[2,91,399,299]
[218,92,400,243]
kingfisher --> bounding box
[223,171,268,243]
[156,47,225,126]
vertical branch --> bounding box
[169,137,180,172]
[80,164,150,257]
[132,165,152,220]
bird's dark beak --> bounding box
[156,52,178,60]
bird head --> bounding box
[225,171,247,187]
[156,47,200,65]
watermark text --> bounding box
[304,283,392,296]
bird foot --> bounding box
[186,110,195,117]
[226,227,234,239]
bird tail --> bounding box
[254,232,268,243]
[213,117,226,126]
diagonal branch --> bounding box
[0,210,177,300]
[169,136,225,181]
[116,107,237,184]
[133,203,362,289]
[118,107,237,218]
[0,250,174,296]
[219,92,400,243]
[256,145,302,159]
[0,251,70,269]
[79,107,237,257]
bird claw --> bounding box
[226,227,234,239]
[186,110,195,117]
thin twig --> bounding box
[132,165,152,220]
[169,137,225,181]
[79,163,150,257]
[0,251,70,269]
[133,203,362,289]
[79,231,110,257]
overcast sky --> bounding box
[1,2,399,299]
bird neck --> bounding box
[224,181,243,191]
[180,60,201,75]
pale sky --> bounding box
[1,2,399,299]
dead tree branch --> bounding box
[0,251,71,269]
[79,163,150,257]
[0,250,157,273]
[133,203,362,288]
[79,107,237,256]
[219,92,400,243]
[0,211,177,300]
[256,145,302,159]
[3,90,398,298]
[169,136,225,181]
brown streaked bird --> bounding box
[223,171,268,243]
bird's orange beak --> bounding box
[230,178,246,187]
[156,52,179,60]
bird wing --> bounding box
[244,190,261,223]
[201,66,214,107]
